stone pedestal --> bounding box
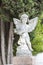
[6,64,13,65]
[13,56,32,65]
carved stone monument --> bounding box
[13,14,38,56]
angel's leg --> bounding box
[25,33,33,51]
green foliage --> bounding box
[13,33,20,55]
[0,0,43,21]
[30,18,43,55]
[0,0,24,21]
[13,43,17,56]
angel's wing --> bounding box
[13,18,26,35]
[13,18,21,25]
[27,17,38,32]
[13,18,21,35]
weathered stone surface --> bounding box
[13,54,43,65]
[3,53,43,65]
[13,56,32,65]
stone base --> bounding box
[13,56,33,65]
[6,64,13,65]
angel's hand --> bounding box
[14,29,17,33]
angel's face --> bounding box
[20,14,28,24]
[21,17,28,24]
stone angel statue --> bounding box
[13,14,38,56]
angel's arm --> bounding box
[27,17,38,32]
[14,28,22,35]
[14,28,21,35]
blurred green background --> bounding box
[0,0,43,55]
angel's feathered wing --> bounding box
[13,18,21,25]
[13,18,26,35]
[27,17,38,32]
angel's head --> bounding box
[20,14,29,24]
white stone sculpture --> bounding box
[13,14,38,56]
